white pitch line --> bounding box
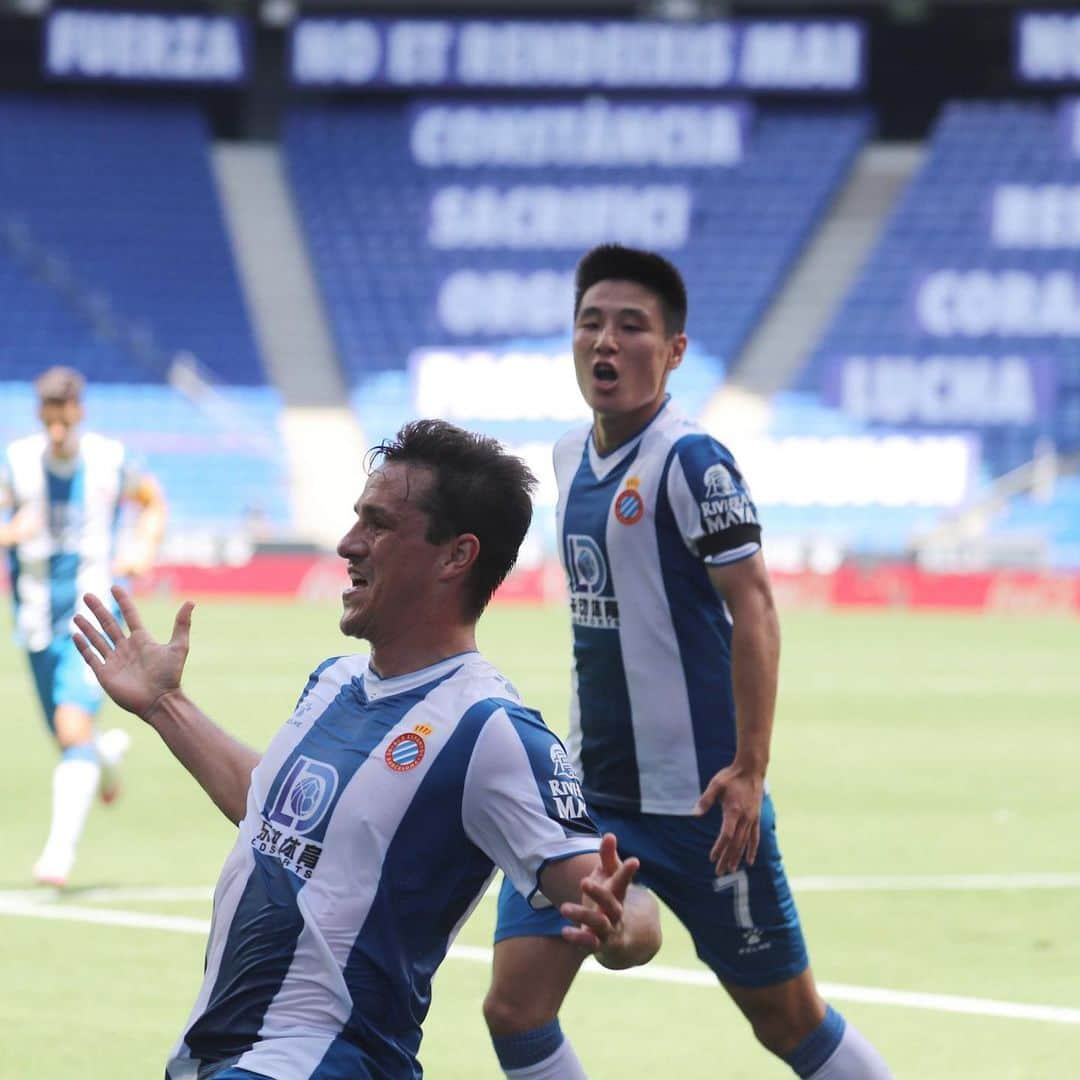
[0,885,214,905]
[789,872,1080,892]
[0,896,1077,1026]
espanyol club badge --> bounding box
[385,732,426,772]
[614,476,644,525]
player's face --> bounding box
[38,399,83,457]
[336,462,444,645]
[573,279,687,424]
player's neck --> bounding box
[592,397,666,456]
[368,623,478,680]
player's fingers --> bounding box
[84,592,126,646]
[709,816,736,863]
[595,853,639,902]
[73,613,114,660]
[694,778,722,816]
[112,585,144,633]
[597,832,620,875]
[580,878,626,923]
[561,901,613,937]
[170,600,195,648]
[560,925,600,951]
[72,631,105,673]
[746,821,761,867]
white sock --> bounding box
[39,753,100,865]
[504,1039,587,1079]
[808,1019,893,1079]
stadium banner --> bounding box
[411,348,589,423]
[44,9,250,84]
[409,98,753,169]
[117,556,1080,613]
[913,269,1080,338]
[1014,12,1080,84]
[290,18,865,92]
[824,354,1058,427]
[989,181,1080,247]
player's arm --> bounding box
[0,505,42,547]
[539,834,661,970]
[694,551,781,874]
[73,586,258,825]
[0,471,41,547]
[117,473,167,576]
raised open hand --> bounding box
[558,833,644,967]
[73,585,195,721]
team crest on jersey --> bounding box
[386,732,426,772]
[613,483,644,525]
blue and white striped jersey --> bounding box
[166,651,599,1080]
[0,432,143,651]
[556,400,762,816]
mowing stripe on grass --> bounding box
[1,894,1077,1026]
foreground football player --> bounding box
[74,419,660,1080]
[483,247,893,1079]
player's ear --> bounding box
[439,533,480,582]
[666,333,688,374]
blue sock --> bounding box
[785,1005,846,1078]
[492,1019,565,1072]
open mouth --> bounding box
[345,565,369,593]
[593,361,618,384]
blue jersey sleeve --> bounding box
[668,434,762,563]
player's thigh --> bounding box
[52,635,104,717]
[489,876,586,1026]
[604,799,809,989]
[28,637,103,733]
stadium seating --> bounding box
[284,103,871,383]
[801,101,1080,472]
[0,383,292,539]
[0,95,263,385]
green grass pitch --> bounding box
[1,599,1078,1077]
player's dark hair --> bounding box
[367,420,536,621]
[574,244,688,336]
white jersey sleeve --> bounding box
[462,705,599,909]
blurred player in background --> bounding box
[484,247,893,1079]
[0,365,166,887]
[73,420,660,1080]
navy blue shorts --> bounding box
[495,794,809,988]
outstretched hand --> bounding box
[694,763,764,875]
[558,833,642,968]
[73,585,195,721]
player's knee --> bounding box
[482,983,558,1038]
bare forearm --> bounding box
[730,604,780,775]
[144,689,258,825]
